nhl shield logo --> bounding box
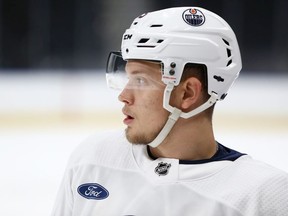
[154,162,171,176]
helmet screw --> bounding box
[170,62,176,68]
[169,69,175,75]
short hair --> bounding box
[180,63,215,118]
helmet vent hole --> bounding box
[138,38,150,43]
[137,38,164,48]
[222,38,230,46]
[226,48,231,57]
[226,59,232,66]
[222,38,232,66]
[150,24,163,27]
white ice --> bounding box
[0,71,287,216]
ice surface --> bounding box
[0,71,287,216]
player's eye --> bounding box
[128,76,148,87]
[124,73,164,90]
[136,77,146,85]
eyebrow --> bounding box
[125,62,162,76]
[128,70,146,75]
[125,65,147,75]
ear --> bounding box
[181,77,202,110]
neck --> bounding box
[148,115,217,161]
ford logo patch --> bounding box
[77,183,109,200]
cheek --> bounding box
[135,90,169,119]
[144,92,164,110]
[146,95,169,120]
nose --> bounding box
[118,88,133,105]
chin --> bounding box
[125,121,165,145]
[125,128,152,145]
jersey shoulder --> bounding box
[66,130,136,170]
[232,156,288,191]
[236,155,288,180]
[231,156,288,214]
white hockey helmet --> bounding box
[107,7,242,147]
[120,7,242,100]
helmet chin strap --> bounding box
[148,83,218,148]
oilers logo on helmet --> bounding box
[182,8,205,26]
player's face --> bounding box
[118,60,169,144]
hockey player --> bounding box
[51,7,288,216]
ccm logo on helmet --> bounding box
[124,34,133,40]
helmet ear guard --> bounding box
[160,58,185,86]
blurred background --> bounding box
[1,0,288,71]
[0,0,287,215]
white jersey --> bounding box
[51,130,288,216]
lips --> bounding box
[122,108,135,125]
[124,115,134,125]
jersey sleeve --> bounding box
[50,162,74,216]
[260,171,288,215]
